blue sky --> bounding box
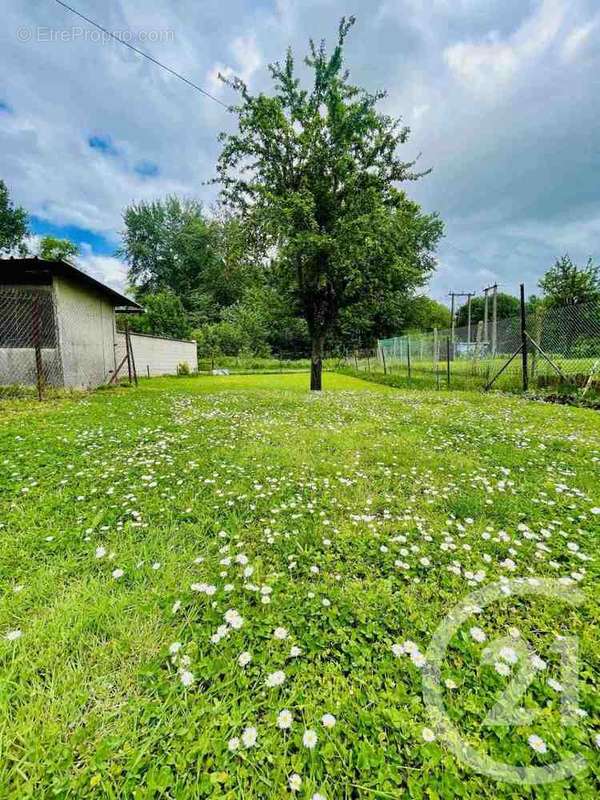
[1,0,599,300]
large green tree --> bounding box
[0,179,28,255]
[119,197,248,326]
[539,254,600,307]
[215,17,443,389]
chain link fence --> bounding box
[0,287,64,399]
[344,298,600,393]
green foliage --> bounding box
[123,291,192,340]
[39,235,79,261]
[119,197,248,324]
[456,293,519,327]
[402,295,451,332]
[0,179,29,255]
[539,254,600,307]
[215,17,443,386]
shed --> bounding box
[0,257,196,390]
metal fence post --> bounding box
[32,293,44,401]
[520,283,528,391]
[446,336,451,388]
[407,336,412,380]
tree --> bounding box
[539,254,600,307]
[215,17,443,389]
[39,235,79,261]
[456,292,519,327]
[402,296,451,332]
[0,179,28,255]
[123,291,192,340]
[119,197,252,327]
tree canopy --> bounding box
[39,235,79,262]
[539,254,600,307]
[0,179,28,255]
[456,292,520,327]
[214,16,443,388]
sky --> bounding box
[1,0,599,304]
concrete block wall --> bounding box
[115,331,197,377]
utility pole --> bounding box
[448,291,475,346]
[482,283,498,351]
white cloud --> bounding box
[443,0,566,95]
[561,16,598,62]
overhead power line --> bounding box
[53,0,229,108]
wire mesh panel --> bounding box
[0,287,63,398]
[377,300,600,392]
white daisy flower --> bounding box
[303,729,317,749]
[242,726,257,748]
[289,645,302,658]
[422,727,436,742]
[277,709,293,730]
[95,546,106,558]
[498,646,518,664]
[470,626,486,643]
[321,713,336,728]
[179,669,195,687]
[528,734,547,753]
[265,670,286,688]
[238,651,252,667]
[169,642,182,655]
[112,568,124,579]
[228,736,240,752]
[273,627,288,640]
[4,629,22,641]
[289,773,302,792]
[494,661,511,677]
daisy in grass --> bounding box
[228,737,239,752]
[112,568,124,579]
[321,713,336,728]
[528,734,547,754]
[289,773,302,792]
[224,609,244,629]
[242,726,257,748]
[277,709,293,730]
[422,727,436,742]
[4,629,22,641]
[303,729,317,749]
[470,626,486,643]
[273,627,288,640]
[265,670,286,688]
[179,669,195,687]
[238,651,252,667]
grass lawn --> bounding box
[0,373,598,799]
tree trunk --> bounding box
[310,335,324,391]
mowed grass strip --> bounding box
[0,373,598,799]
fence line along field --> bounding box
[0,373,598,799]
